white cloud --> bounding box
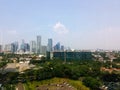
[53,22,69,34]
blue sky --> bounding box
[0,0,120,50]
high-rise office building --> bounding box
[30,40,36,53]
[37,35,41,54]
[0,45,2,53]
[4,44,12,53]
[61,45,64,51]
[11,42,19,53]
[41,45,47,55]
[24,43,30,52]
[47,38,53,52]
[20,39,25,52]
[20,40,30,52]
[54,42,60,51]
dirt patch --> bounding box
[36,82,75,90]
[17,83,24,90]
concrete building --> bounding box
[30,40,36,53]
[47,51,92,61]
[37,35,41,54]
[41,45,47,55]
[0,45,2,53]
[4,44,12,53]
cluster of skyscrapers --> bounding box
[0,35,65,55]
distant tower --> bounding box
[0,45,2,53]
[11,41,19,53]
[61,45,64,51]
[0,31,2,45]
[0,31,3,51]
[30,40,36,53]
[41,45,47,55]
[47,38,53,52]
[37,35,41,54]
[24,43,30,52]
[20,39,25,52]
[4,44,12,52]
[54,42,60,51]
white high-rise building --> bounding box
[41,45,47,55]
[37,35,41,54]
[4,44,12,53]
[30,40,36,53]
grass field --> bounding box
[24,77,90,90]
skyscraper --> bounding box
[41,45,47,55]
[24,43,30,52]
[0,45,2,53]
[11,42,19,53]
[4,44,12,53]
[47,38,53,52]
[20,39,25,52]
[20,40,30,52]
[37,35,41,54]
[61,45,64,51]
[30,40,36,53]
[54,42,60,51]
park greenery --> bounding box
[24,78,89,90]
[0,61,7,68]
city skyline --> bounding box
[0,0,120,50]
[0,36,68,54]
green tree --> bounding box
[83,77,101,90]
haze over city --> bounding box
[0,0,120,50]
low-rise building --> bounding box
[47,51,92,60]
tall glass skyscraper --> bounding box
[20,39,25,52]
[47,38,53,52]
[37,35,41,54]
[11,41,19,53]
[54,42,60,51]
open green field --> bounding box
[24,78,89,90]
